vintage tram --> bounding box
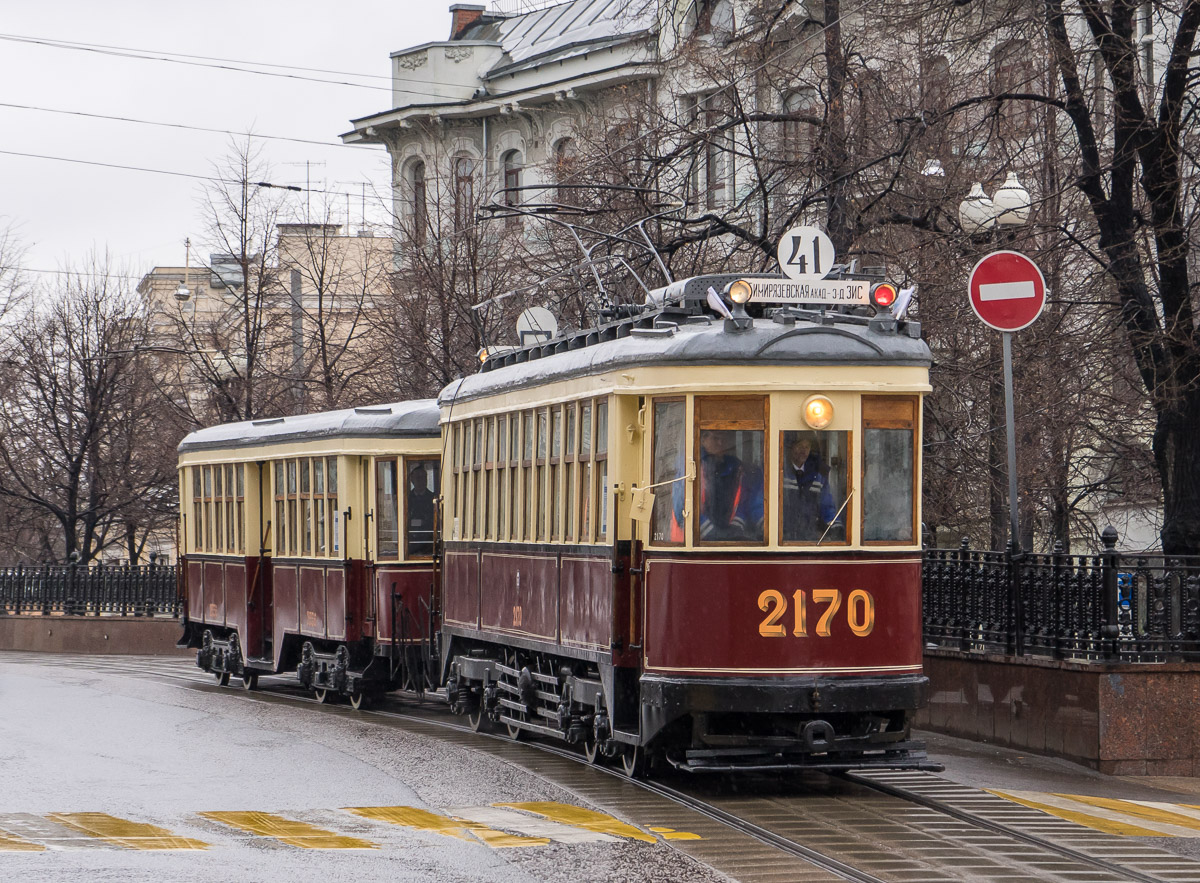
[176,401,441,706]
[440,272,935,774]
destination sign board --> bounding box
[743,278,871,306]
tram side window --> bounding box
[192,468,203,550]
[695,397,765,544]
[314,459,326,556]
[651,399,686,544]
[300,458,312,556]
[862,396,917,543]
[523,411,534,541]
[405,459,439,558]
[565,403,576,542]
[287,459,299,555]
[327,457,339,556]
[214,466,224,552]
[203,466,213,551]
[596,400,608,540]
[579,401,593,542]
[376,458,400,559]
[781,431,849,544]
[274,461,285,555]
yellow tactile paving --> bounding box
[988,791,1172,837]
[46,813,208,850]
[199,811,376,849]
[646,825,703,841]
[1059,794,1200,834]
[345,805,549,848]
[0,829,44,852]
[498,802,657,842]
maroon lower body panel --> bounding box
[442,543,612,658]
[643,554,924,678]
[373,565,436,642]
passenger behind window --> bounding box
[782,431,845,543]
[698,430,763,541]
[406,463,436,557]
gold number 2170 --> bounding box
[757,589,874,638]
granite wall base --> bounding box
[918,649,1200,775]
[0,615,189,656]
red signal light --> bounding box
[870,282,898,309]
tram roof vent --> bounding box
[252,417,285,426]
[354,406,392,415]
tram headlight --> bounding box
[803,395,834,429]
[728,279,753,305]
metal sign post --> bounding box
[968,251,1047,551]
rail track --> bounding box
[15,653,1200,883]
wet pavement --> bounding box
[6,651,1200,881]
[0,652,724,882]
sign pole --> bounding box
[1002,331,1019,551]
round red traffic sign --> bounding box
[968,250,1046,332]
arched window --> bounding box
[501,150,523,208]
[553,138,577,204]
[410,160,427,246]
[453,156,475,230]
[783,89,819,160]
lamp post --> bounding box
[959,173,1032,554]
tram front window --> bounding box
[863,428,914,542]
[406,459,439,558]
[781,430,848,544]
[698,429,764,543]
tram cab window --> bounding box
[376,459,400,559]
[651,399,686,544]
[781,431,848,544]
[862,396,917,543]
[405,459,439,558]
[695,397,765,544]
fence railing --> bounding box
[923,527,1200,663]
[0,557,180,618]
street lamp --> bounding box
[958,172,1031,238]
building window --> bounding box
[553,138,577,205]
[782,89,819,160]
[993,40,1034,135]
[411,160,427,246]
[453,156,475,230]
[684,94,730,209]
[502,150,522,208]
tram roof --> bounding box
[177,400,441,454]
[439,311,932,406]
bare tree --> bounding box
[0,256,176,562]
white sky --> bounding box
[0,1,454,283]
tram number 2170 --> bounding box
[757,589,875,639]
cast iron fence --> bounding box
[924,527,1200,662]
[0,555,180,618]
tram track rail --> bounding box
[15,653,1200,883]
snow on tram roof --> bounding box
[178,400,441,454]
[439,315,931,406]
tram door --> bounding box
[248,461,273,662]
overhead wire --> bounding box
[0,101,378,150]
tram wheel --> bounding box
[348,691,368,711]
[215,671,230,687]
[314,687,333,704]
[506,720,528,742]
[467,705,491,733]
[583,738,602,765]
[240,673,258,691]
[620,745,646,779]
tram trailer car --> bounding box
[440,273,937,775]
[176,401,442,706]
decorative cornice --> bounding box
[396,50,428,71]
[444,46,473,63]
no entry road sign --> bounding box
[968,250,1047,332]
